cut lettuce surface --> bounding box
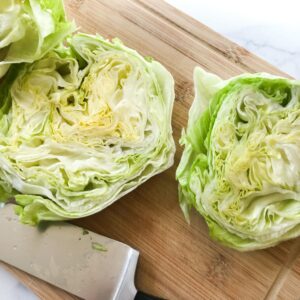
[177,67,300,251]
[0,0,75,78]
[0,33,175,224]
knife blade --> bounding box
[0,204,160,300]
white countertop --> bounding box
[167,0,300,78]
[0,267,38,300]
[1,1,299,299]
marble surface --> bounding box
[0,267,38,300]
[167,0,300,78]
[1,1,299,299]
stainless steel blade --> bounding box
[0,204,139,300]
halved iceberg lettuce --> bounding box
[0,33,175,224]
[177,67,300,251]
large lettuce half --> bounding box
[0,0,75,78]
[0,33,175,224]
[177,67,300,251]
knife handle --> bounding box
[135,290,165,300]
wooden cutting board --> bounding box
[3,0,300,299]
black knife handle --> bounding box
[135,290,165,300]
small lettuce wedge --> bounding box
[0,0,75,77]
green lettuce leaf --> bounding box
[0,33,175,224]
[177,67,300,251]
[0,0,75,78]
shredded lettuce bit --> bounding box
[92,242,107,252]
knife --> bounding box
[0,204,162,300]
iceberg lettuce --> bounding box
[0,34,175,224]
[0,0,74,78]
[177,67,300,250]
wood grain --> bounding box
[4,0,300,299]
